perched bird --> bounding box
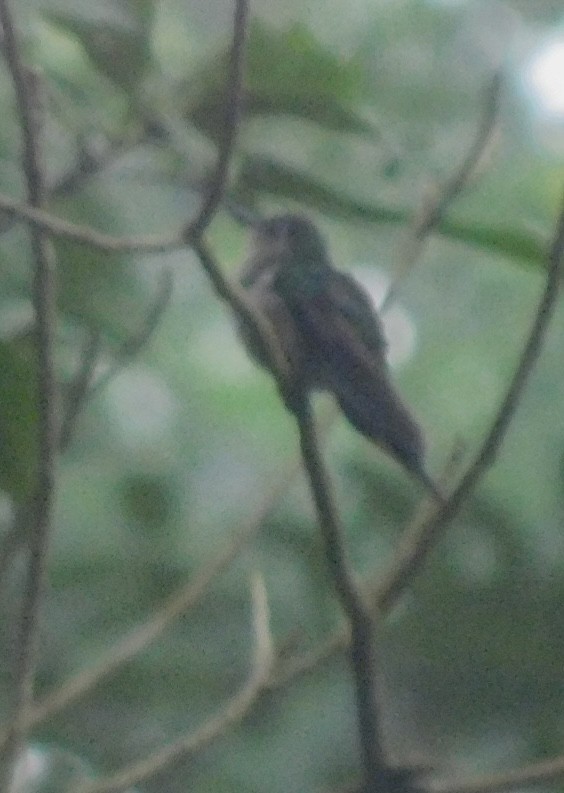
[239,213,442,501]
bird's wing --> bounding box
[326,271,388,360]
[287,270,388,378]
[287,272,428,478]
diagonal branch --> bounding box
[193,236,388,789]
[74,574,273,793]
[430,754,564,793]
[59,269,173,454]
[0,457,294,744]
[383,72,501,312]
[58,328,102,452]
[373,188,564,616]
[0,190,183,252]
[60,267,174,451]
[192,237,292,391]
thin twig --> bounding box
[0,191,182,252]
[192,237,292,390]
[58,329,102,452]
[58,264,173,452]
[295,399,387,792]
[84,267,174,402]
[75,573,273,793]
[0,455,296,745]
[0,0,58,787]
[382,72,501,312]
[373,189,564,616]
[184,0,249,239]
[269,448,461,689]
[0,253,174,600]
[431,754,564,793]
[269,626,348,690]
[0,504,30,588]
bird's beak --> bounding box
[226,201,264,229]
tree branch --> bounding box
[192,237,292,391]
[58,329,102,452]
[58,267,174,452]
[192,235,389,788]
[58,265,172,453]
[431,755,564,793]
[373,188,564,616]
[75,574,273,793]
[0,191,182,252]
[0,453,297,744]
[295,399,387,792]
[0,1,59,788]
[382,72,501,312]
[184,0,249,239]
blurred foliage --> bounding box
[182,21,374,140]
[2,1,564,792]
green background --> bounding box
[1,0,564,791]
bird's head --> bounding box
[251,214,330,273]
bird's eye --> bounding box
[281,220,298,240]
[264,221,284,239]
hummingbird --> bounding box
[239,213,443,501]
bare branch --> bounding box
[81,267,174,401]
[373,189,564,615]
[58,329,102,452]
[59,267,172,453]
[192,236,292,392]
[383,72,501,312]
[0,191,182,252]
[269,447,461,689]
[269,627,348,690]
[184,0,249,239]
[0,504,29,589]
[0,265,173,600]
[431,755,564,793]
[295,399,388,792]
[0,455,296,743]
[0,0,59,786]
[74,574,273,793]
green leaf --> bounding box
[234,156,547,268]
[0,334,38,502]
[52,192,145,342]
[44,0,155,94]
[247,21,363,101]
[183,20,376,141]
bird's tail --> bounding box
[336,376,445,503]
